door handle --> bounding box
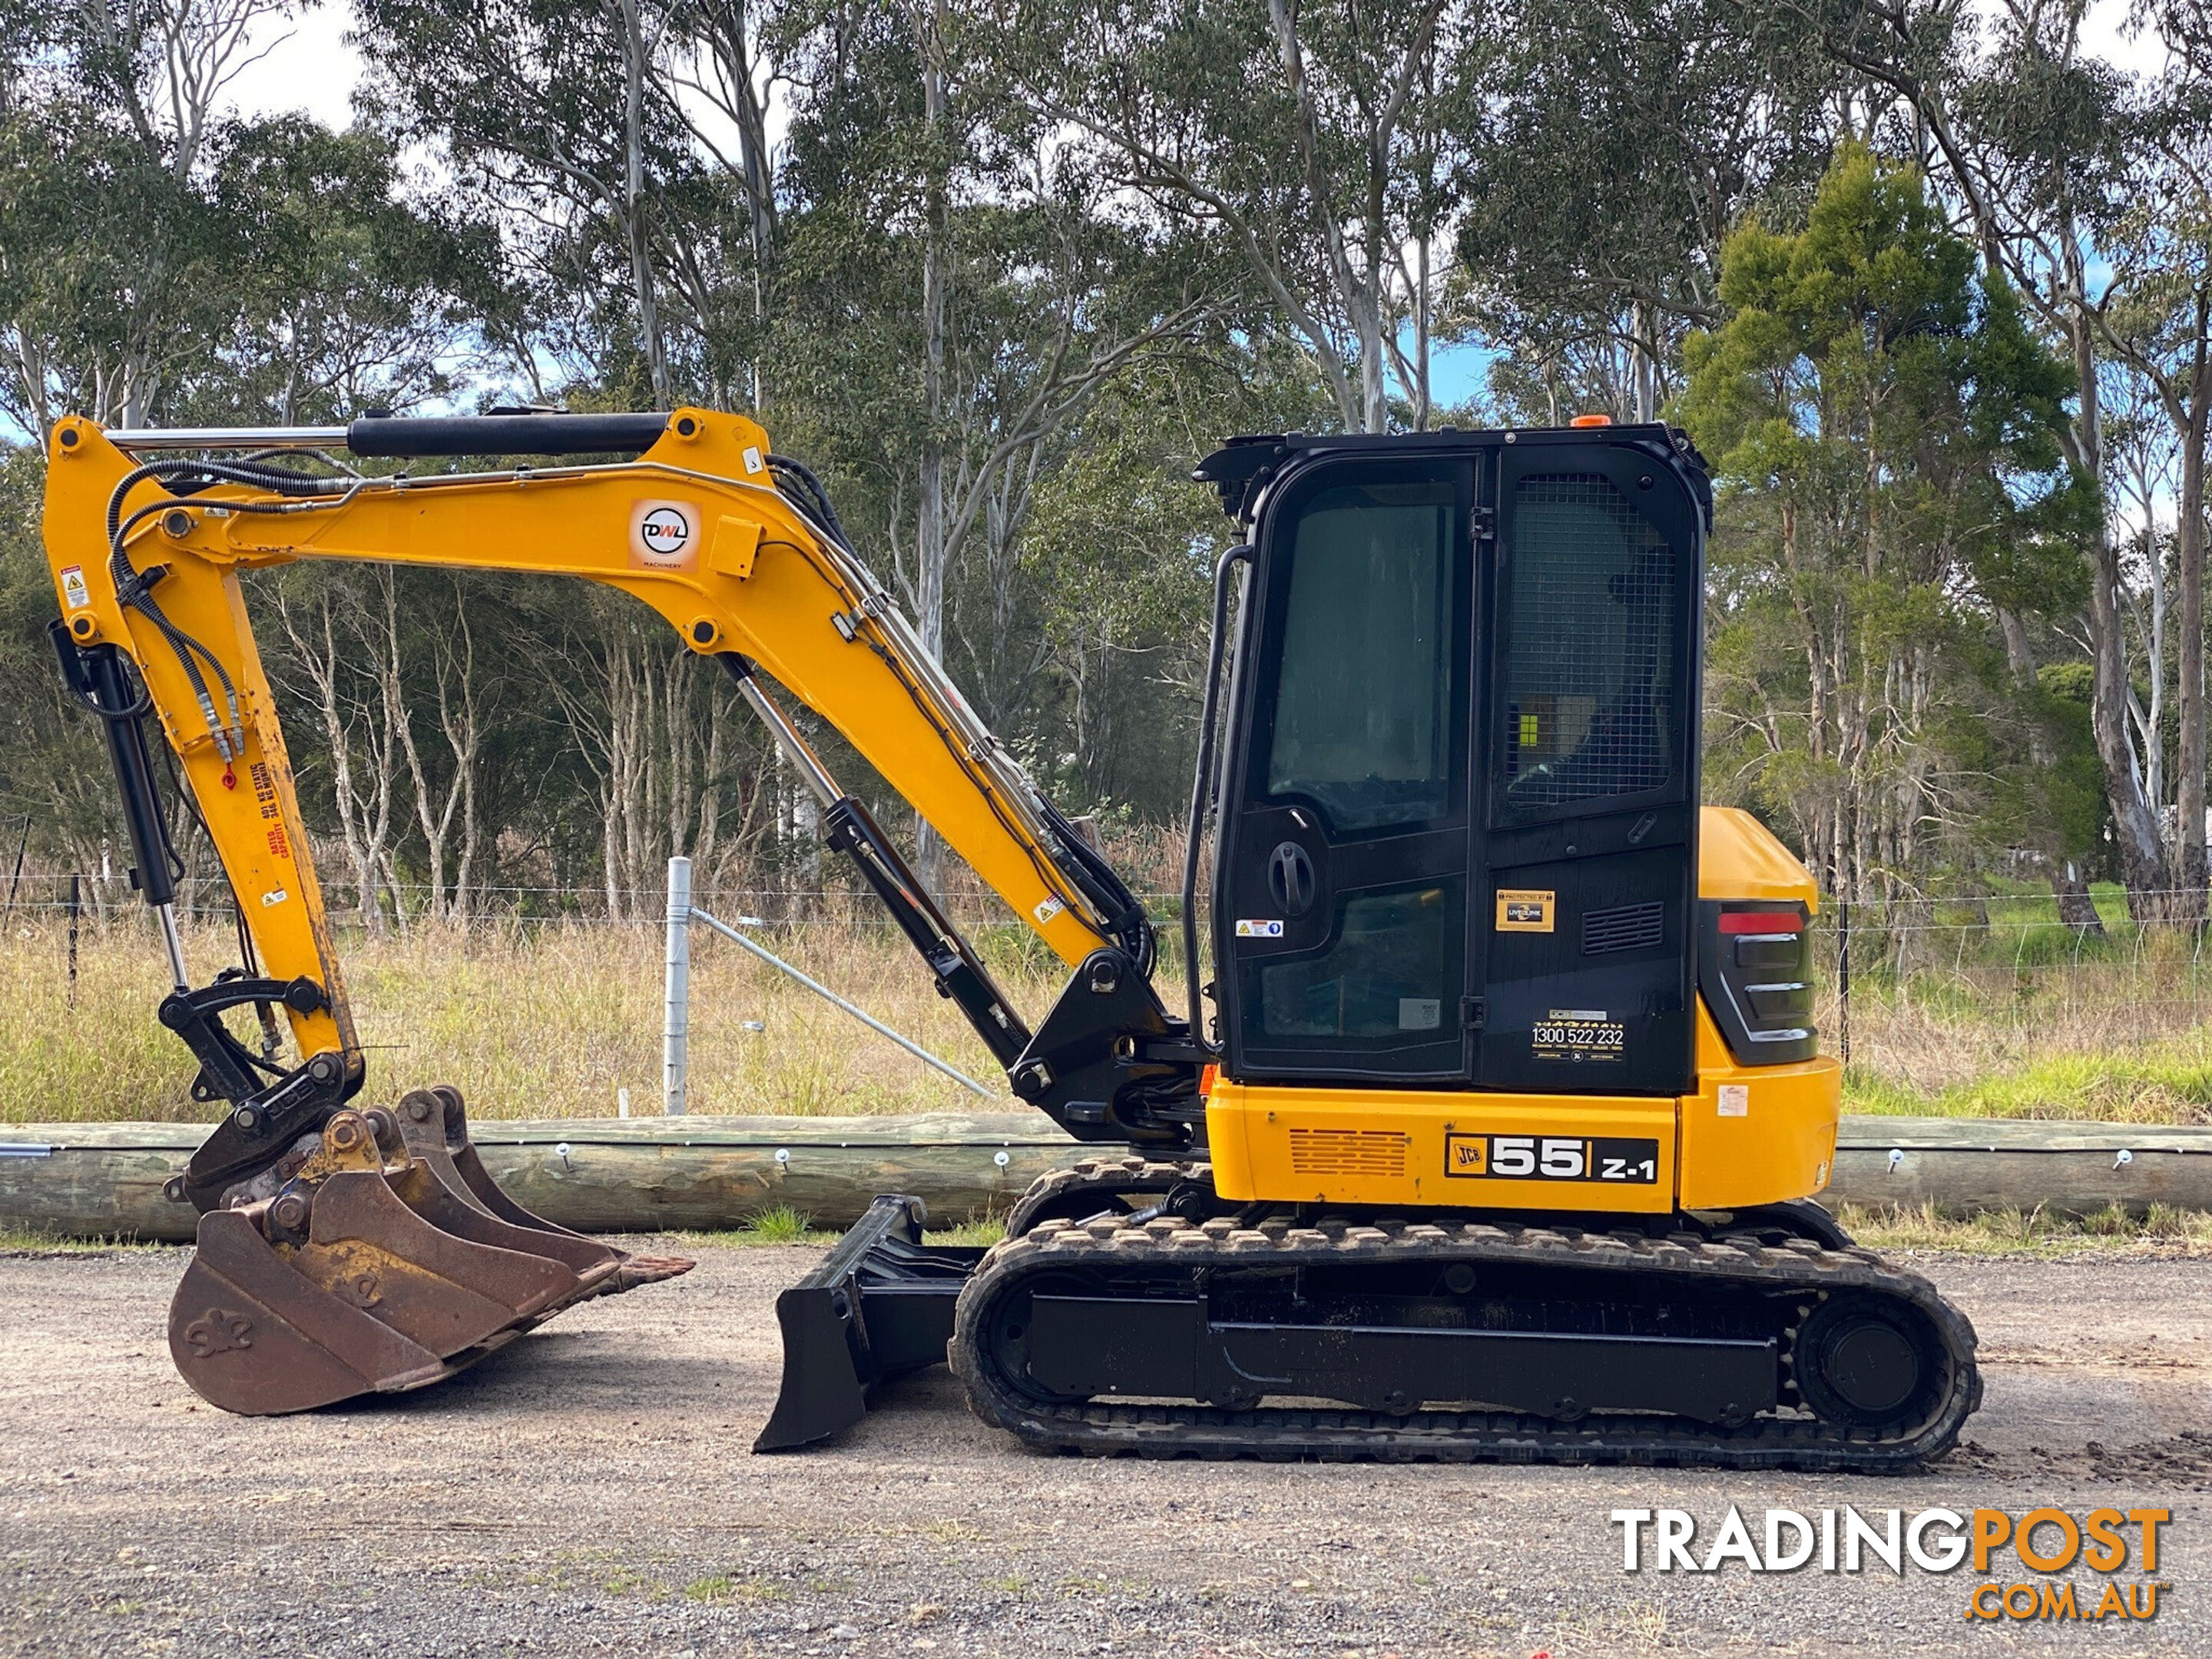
[1267,842,1316,916]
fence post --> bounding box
[67,873,81,1008]
[664,856,690,1117]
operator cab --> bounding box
[1195,426,1711,1098]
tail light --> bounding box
[1697,901,1816,1065]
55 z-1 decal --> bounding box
[1444,1133,1659,1184]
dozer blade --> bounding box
[753,1195,985,1452]
[402,1085,695,1293]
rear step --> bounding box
[167,1088,692,1415]
[753,1196,984,1452]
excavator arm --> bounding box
[42,406,1200,1417]
[44,408,1193,1193]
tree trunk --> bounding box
[2069,315,2172,919]
[2051,859,2105,935]
[911,0,952,890]
[2172,373,2207,922]
[619,0,671,406]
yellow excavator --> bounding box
[41,405,1979,1467]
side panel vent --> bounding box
[1582,901,1664,955]
[1286,1128,1409,1177]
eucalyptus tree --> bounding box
[1679,146,2078,906]
[768,2,1215,776]
[1799,0,2205,917]
[0,0,305,430]
[1455,0,1838,422]
[2087,22,2212,919]
[989,0,1488,433]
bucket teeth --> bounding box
[402,1086,695,1299]
[167,1094,692,1416]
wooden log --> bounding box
[5,1113,2212,1241]
[1826,1117,2212,1217]
[0,1114,1091,1241]
[469,1113,1089,1233]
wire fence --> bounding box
[0,869,1181,932]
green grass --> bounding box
[0,1224,169,1254]
[1840,1200,2212,1255]
[673,1214,1006,1250]
[1843,1027,2212,1122]
[682,1574,786,1604]
[740,1203,813,1243]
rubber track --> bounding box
[951,1212,1982,1472]
[1004,1157,1204,1236]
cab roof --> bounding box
[1191,424,1712,528]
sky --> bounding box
[213,0,2173,419]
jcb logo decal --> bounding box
[1445,1133,1487,1175]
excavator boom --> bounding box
[43,406,1188,1415]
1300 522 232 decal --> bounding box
[1444,1134,1659,1184]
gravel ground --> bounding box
[2,1240,2207,1658]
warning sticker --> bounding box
[1717,1083,1749,1118]
[1495,889,1554,932]
[60,565,90,609]
[631,499,700,568]
[1235,919,1285,939]
[1531,1008,1624,1063]
[1032,896,1065,925]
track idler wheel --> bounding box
[1793,1293,1948,1432]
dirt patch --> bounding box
[2,1244,2204,1657]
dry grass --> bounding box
[7,902,2212,1128]
[0,911,1121,1124]
[1839,1200,2212,1257]
[1826,951,2212,1124]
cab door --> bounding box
[1472,444,1703,1096]
[1215,455,1475,1083]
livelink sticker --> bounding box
[1235,919,1285,938]
[1495,889,1554,932]
[631,499,699,567]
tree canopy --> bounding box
[1,0,2207,930]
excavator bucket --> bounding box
[396,1085,696,1293]
[753,1196,985,1452]
[168,1091,693,1415]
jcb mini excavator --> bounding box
[42,406,1980,1467]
